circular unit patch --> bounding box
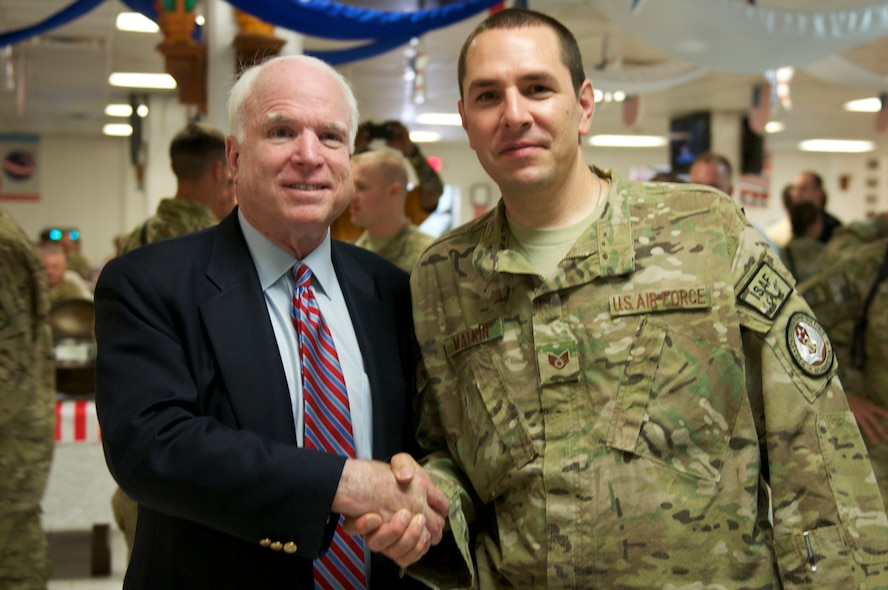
[786,312,833,377]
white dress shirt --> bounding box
[238,210,373,459]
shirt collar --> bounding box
[237,209,335,297]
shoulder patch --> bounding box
[786,312,834,377]
[737,261,792,320]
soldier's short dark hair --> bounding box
[169,122,227,183]
[457,8,586,100]
[693,152,733,181]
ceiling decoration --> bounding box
[588,0,888,74]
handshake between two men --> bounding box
[337,454,449,568]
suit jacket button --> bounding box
[270,541,283,551]
[259,538,272,548]
[283,542,297,554]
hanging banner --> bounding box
[876,92,888,134]
[748,82,771,135]
[0,134,40,201]
[622,95,642,128]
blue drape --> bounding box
[0,0,106,48]
[1,0,503,65]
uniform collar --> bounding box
[472,166,635,284]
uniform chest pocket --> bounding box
[452,348,537,502]
[606,315,743,481]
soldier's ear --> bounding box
[209,160,224,182]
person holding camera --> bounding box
[330,120,443,242]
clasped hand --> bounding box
[333,453,448,567]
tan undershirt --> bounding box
[507,194,606,277]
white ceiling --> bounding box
[1,0,887,152]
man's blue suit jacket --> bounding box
[95,210,423,589]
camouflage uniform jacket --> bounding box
[118,197,218,255]
[408,171,888,589]
[779,236,825,283]
[354,222,434,273]
[822,216,888,269]
[799,237,888,504]
[0,208,55,513]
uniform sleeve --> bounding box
[798,246,878,398]
[733,216,888,586]
[0,235,54,429]
[406,260,479,590]
[0,228,55,511]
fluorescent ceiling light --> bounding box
[593,89,625,103]
[105,104,132,117]
[105,104,150,117]
[416,113,462,126]
[844,97,882,112]
[116,12,159,33]
[588,135,667,148]
[103,123,133,137]
[408,131,441,143]
[109,72,176,89]
[765,121,784,133]
[798,139,874,153]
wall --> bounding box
[4,114,886,275]
[2,135,136,270]
[425,113,888,237]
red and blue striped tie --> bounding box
[291,264,366,590]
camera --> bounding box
[365,122,394,140]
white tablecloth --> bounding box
[42,399,116,531]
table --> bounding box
[43,398,115,575]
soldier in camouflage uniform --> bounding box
[112,121,230,554]
[374,9,888,589]
[351,150,435,273]
[331,120,444,242]
[0,207,55,589]
[821,213,888,267]
[799,222,888,508]
[117,121,232,255]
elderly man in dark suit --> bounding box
[95,55,447,589]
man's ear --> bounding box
[225,137,240,180]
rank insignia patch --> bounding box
[786,312,833,377]
[738,261,792,320]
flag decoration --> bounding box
[55,399,102,443]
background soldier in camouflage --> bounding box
[0,207,55,589]
[112,120,231,554]
[117,121,232,255]
[360,8,888,588]
[800,225,888,507]
[821,211,888,268]
[350,150,435,273]
[331,120,444,242]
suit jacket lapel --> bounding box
[200,214,296,444]
[331,242,399,459]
